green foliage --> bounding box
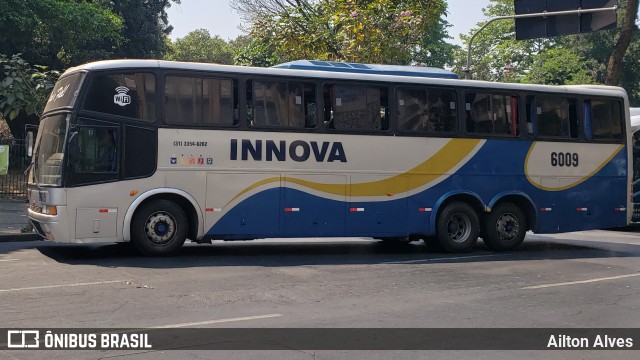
[0,0,124,68]
[413,18,457,69]
[452,0,548,82]
[235,0,452,66]
[233,36,281,67]
[0,54,60,121]
[455,0,640,105]
[166,29,234,64]
[0,0,181,69]
[523,48,597,85]
[97,0,181,59]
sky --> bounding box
[166,0,492,46]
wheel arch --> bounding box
[122,188,204,242]
[487,191,538,231]
[430,191,486,232]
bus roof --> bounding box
[271,60,459,79]
[62,60,629,99]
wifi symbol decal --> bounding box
[113,86,131,107]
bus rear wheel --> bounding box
[436,202,479,252]
[131,200,188,256]
[482,202,527,251]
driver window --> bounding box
[73,127,119,174]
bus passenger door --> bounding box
[282,174,346,237]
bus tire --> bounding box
[483,202,527,251]
[131,200,188,256]
[436,202,479,252]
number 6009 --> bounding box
[551,152,579,167]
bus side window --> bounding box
[397,88,426,132]
[84,73,156,122]
[587,99,623,140]
[465,92,517,136]
[323,85,334,129]
[466,93,491,134]
[533,96,578,139]
[248,80,314,129]
[526,96,535,136]
[397,87,456,133]
[329,84,385,131]
[304,83,317,128]
[165,76,237,127]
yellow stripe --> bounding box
[525,143,624,191]
[227,138,482,206]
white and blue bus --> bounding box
[27,59,632,255]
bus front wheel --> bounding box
[436,202,479,252]
[131,200,188,256]
[482,202,527,251]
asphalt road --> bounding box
[0,230,639,360]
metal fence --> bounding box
[0,139,28,199]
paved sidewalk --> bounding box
[0,198,40,242]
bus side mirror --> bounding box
[26,131,34,157]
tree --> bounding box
[0,54,60,139]
[413,18,457,68]
[95,0,181,59]
[523,47,598,85]
[452,0,549,82]
[454,0,640,97]
[166,29,234,64]
[0,0,124,68]
[232,36,281,67]
[232,0,452,65]
[606,0,639,85]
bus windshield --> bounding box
[29,114,69,186]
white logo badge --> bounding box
[113,86,131,107]
[7,330,40,348]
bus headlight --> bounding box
[42,205,58,216]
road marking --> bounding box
[0,259,19,262]
[383,254,505,264]
[150,314,283,329]
[0,280,127,293]
[522,273,640,290]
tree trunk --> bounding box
[606,0,639,86]
[5,113,38,141]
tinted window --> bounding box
[165,76,237,126]
[527,96,578,138]
[465,93,518,135]
[72,126,119,174]
[84,73,156,121]
[247,80,315,128]
[589,99,623,140]
[44,73,84,112]
[124,125,156,178]
[397,87,456,133]
[325,85,388,131]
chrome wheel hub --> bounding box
[144,212,176,244]
[447,213,471,243]
[496,213,519,241]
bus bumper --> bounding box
[28,206,72,243]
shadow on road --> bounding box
[2,235,631,269]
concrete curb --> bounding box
[0,233,41,242]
